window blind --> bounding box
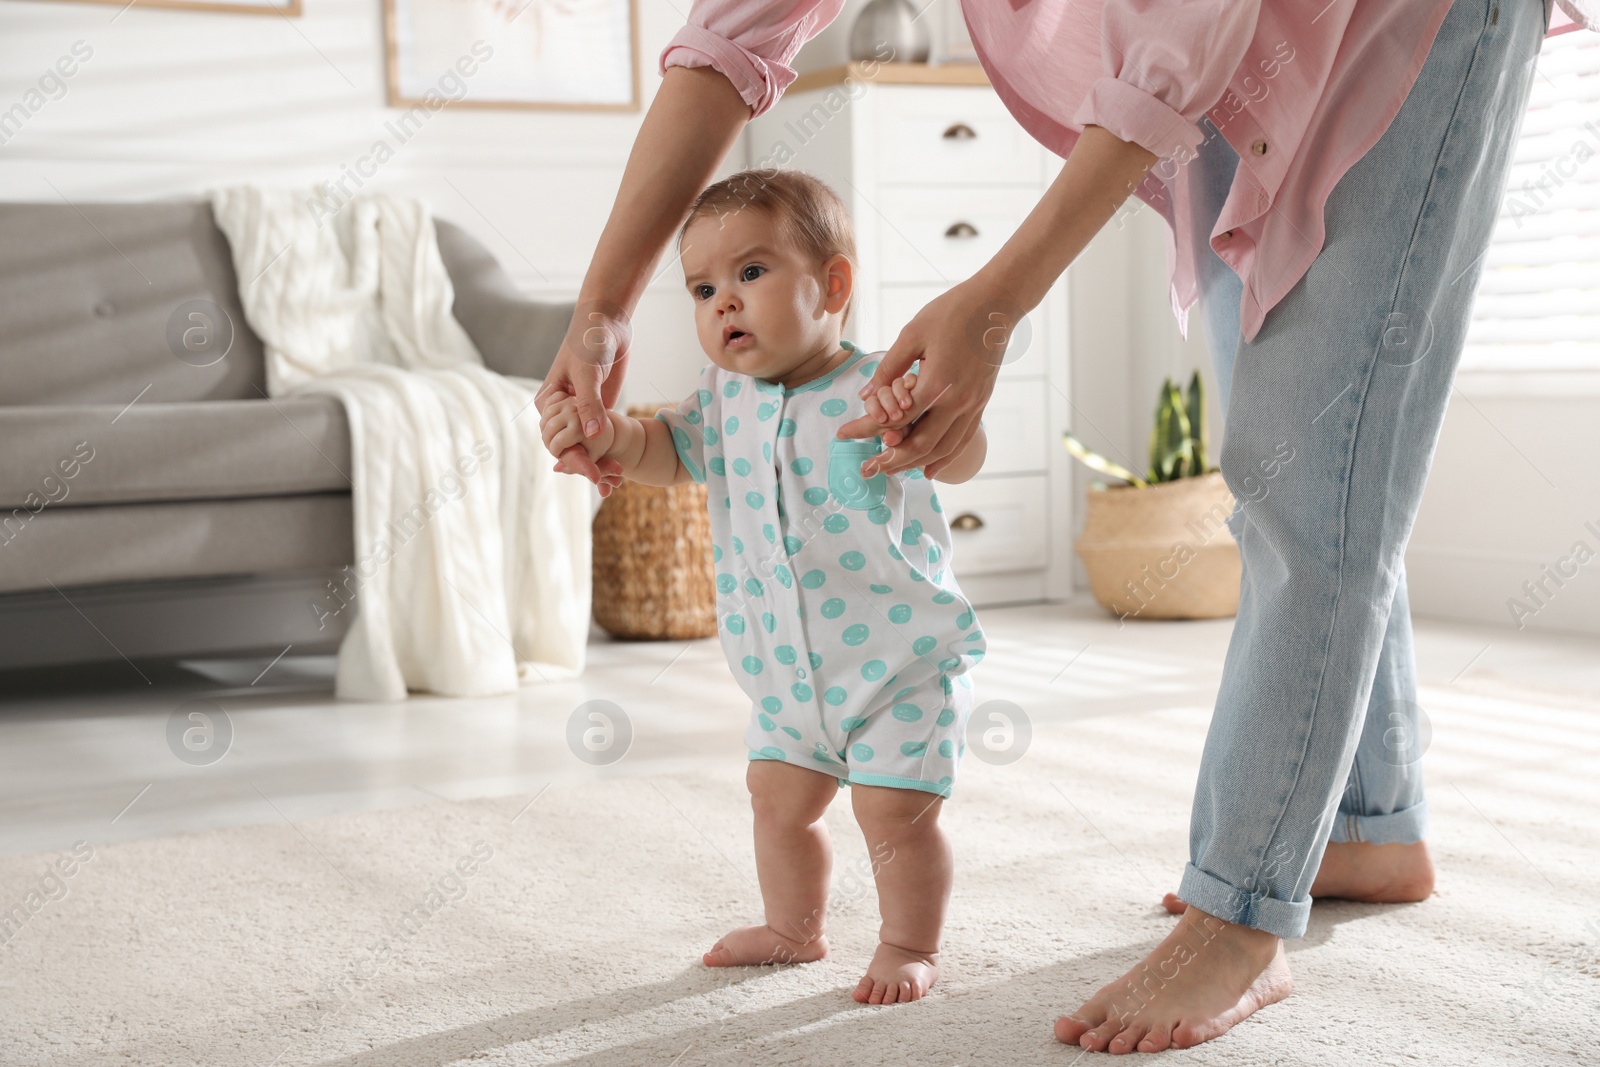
[1460,30,1600,372]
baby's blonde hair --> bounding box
[678,168,857,329]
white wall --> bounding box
[0,0,709,408]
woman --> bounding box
[534,0,1593,1052]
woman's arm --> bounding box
[842,125,1157,480]
[532,64,751,491]
[930,423,986,484]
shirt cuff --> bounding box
[1070,75,1206,162]
[659,23,797,119]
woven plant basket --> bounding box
[1075,470,1241,620]
[591,404,718,640]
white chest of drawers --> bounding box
[745,62,1076,608]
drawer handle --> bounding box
[944,221,979,239]
[942,122,978,140]
[950,512,985,531]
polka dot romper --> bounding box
[655,339,987,798]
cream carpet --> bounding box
[4,672,1596,1066]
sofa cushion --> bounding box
[0,201,269,406]
[0,396,351,512]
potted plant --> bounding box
[1062,371,1241,621]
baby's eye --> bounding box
[694,284,713,300]
[741,264,764,282]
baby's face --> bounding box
[680,207,850,379]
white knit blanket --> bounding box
[210,186,590,701]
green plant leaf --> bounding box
[1150,378,1193,483]
[1185,369,1209,474]
[1061,431,1147,487]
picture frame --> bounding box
[382,0,639,112]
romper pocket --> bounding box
[827,437,887,510]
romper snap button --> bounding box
[1251,139,1268,156]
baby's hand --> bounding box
[542,393,614,466]
[862,372,918,430]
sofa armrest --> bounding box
[434,217,574,382]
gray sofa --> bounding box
[0,200,573,672]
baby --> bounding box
[544,169,988,1004]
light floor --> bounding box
[2,596,1596,861]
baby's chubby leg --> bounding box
[703,760,838,967]
[850,784,950,1004]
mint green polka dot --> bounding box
[892,702,923,722]
[971,649,985,662]
[745,491,764,509]
[892,685,916,701]
[723,381,742,397]
[888,604,912,624]
[763,441,772,462]
[732,536,744,554]
[741,655,763,675]
[913,636,937,656]
[938,739,955,758]
[723,496,731,509]
[812,748,839,765]
[704,426,719,445]
[716,573,735,594]
[941,675,953,696]
[956,609,973,629]
[774,645,797,665]
[938,655,959,672]
[784,535,803,555]
[929,492,942,512]
[869,504,893,525]
[927,545,941,566]
[709,457,725,476]
[791,457,813,475]
[726,613,745,634]
[907,468,924,480]
[858,360,879,376]
[839,551,866,571]
[901,520,924,545]
[800,569,827,589]
[697,388,713,406]
[851,742,874,761]
[909,569,926,583]
[870,583,893,594]
[842,624,870,646]
[932,589,955,604]
[685,409,702,425]
[808,652,823,669]
[757,401,778,420]
[778,418,797,437]
[965,629,983,642]
[732,457,751,476]
[820,597,845,619]
[744,577,763,597]
[762,612,777,633]
[725,416,740,435]
[823,686,847,706]
[937,707,956,727]
[820,398,848,416]
[861,660,886,681]
[823,514,849,534]
[791,682,812,701]
[671,428,691,454]
[781,726,802,739]
[888,544,903,560]
[900,741,927,756]
[774,565,792,588]
[803,487,829,505]
[758,712,776,731]
[712,544,722,563]
[759,745,786,760]
[762,696,782,714]
[840,716,868,731]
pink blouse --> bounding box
[660,0,1594,343]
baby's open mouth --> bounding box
[726,330,752,347]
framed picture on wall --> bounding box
[383,0,639,112]
[38,0,299,14]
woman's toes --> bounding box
[1108,1021,1149,1054]
[1161,891,1187,915]
[1138,1022,1175,1053]
[1055,1013,1094,1044]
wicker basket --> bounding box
[1075,470,1241,620]
[591,403,718,640]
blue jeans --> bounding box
[1179,0,1546,939]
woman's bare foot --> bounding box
[1055,906,1292,1053]
[1160,840,1436,916]
[702,924,828,967]
[851,942,939,1004]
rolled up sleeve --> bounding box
[659,0,846,119]
[1070,0,1261,160]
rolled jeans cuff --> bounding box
[1177,862,1310,940]
[1327,798,1429,845]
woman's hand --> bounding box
[835,273,1023,480]
[534,300,631,489]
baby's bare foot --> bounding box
[851,942,939,1004]
[702,924,828,968]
